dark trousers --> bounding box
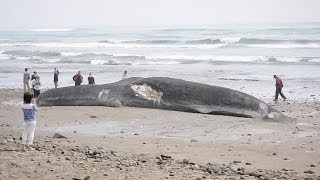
[33,89,40,98]
[275,87,286,101]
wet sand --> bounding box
[0,89,320,179]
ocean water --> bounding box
[0,23,320,102]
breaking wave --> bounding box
[2,50,320,64]
[95,37,320,48]
[2,50,61,57]
[26,29,76,32]
[186,39,221,44]
[237,38,320,44]
[1,37,320,49]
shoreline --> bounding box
[1,88,320,179]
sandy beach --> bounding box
[0,88,319,179]
[1,0,320,179]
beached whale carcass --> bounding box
[37,77,290,121]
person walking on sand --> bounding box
[31,76,41,98]
[73,71,83,86]
[88,73,95,85]
[53,67,59,88]
[274,75,287,102]
[21,92,38,146]
[122,70,128,80]
[23,68,30,92]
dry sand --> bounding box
[0,89,320,179]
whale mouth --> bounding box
[192,106,253,118]
[208,111,253,118]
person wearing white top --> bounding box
[21,92,38,145]
[31,76,41,98]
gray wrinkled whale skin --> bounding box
[38,77,290,121]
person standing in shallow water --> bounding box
[274,75,287,102]
[73,71,83,86]
[23,68,30,92]
[88,73,95,85]
[53,68,59,88]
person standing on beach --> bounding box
[88,73,95,85]
[31,71,38,81]
[53,68,59,88]
[122,70,128,80]
[274,75,287,102]
[21,92,38,146]
[73,71,83,86]
[30,71,39,94]
[31,76,41,98]
[23,68,30,92]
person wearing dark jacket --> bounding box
[274,75,286,102]
[53,68,59,88]
[88,73,95,85]
[31,71,38,81]
[73,71,83,86]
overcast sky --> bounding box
[0,0,319,28]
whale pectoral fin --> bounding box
[96,89,121,107]
[194,107,212,114]
[106,98,122,107]
[99,97,122,107]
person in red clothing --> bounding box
[73,71,83,86]
[273,75,286,102]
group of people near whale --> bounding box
[23,67,129,99]
[23,67,98,96]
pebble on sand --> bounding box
[303,170,314,174]
[52,133,67,139]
